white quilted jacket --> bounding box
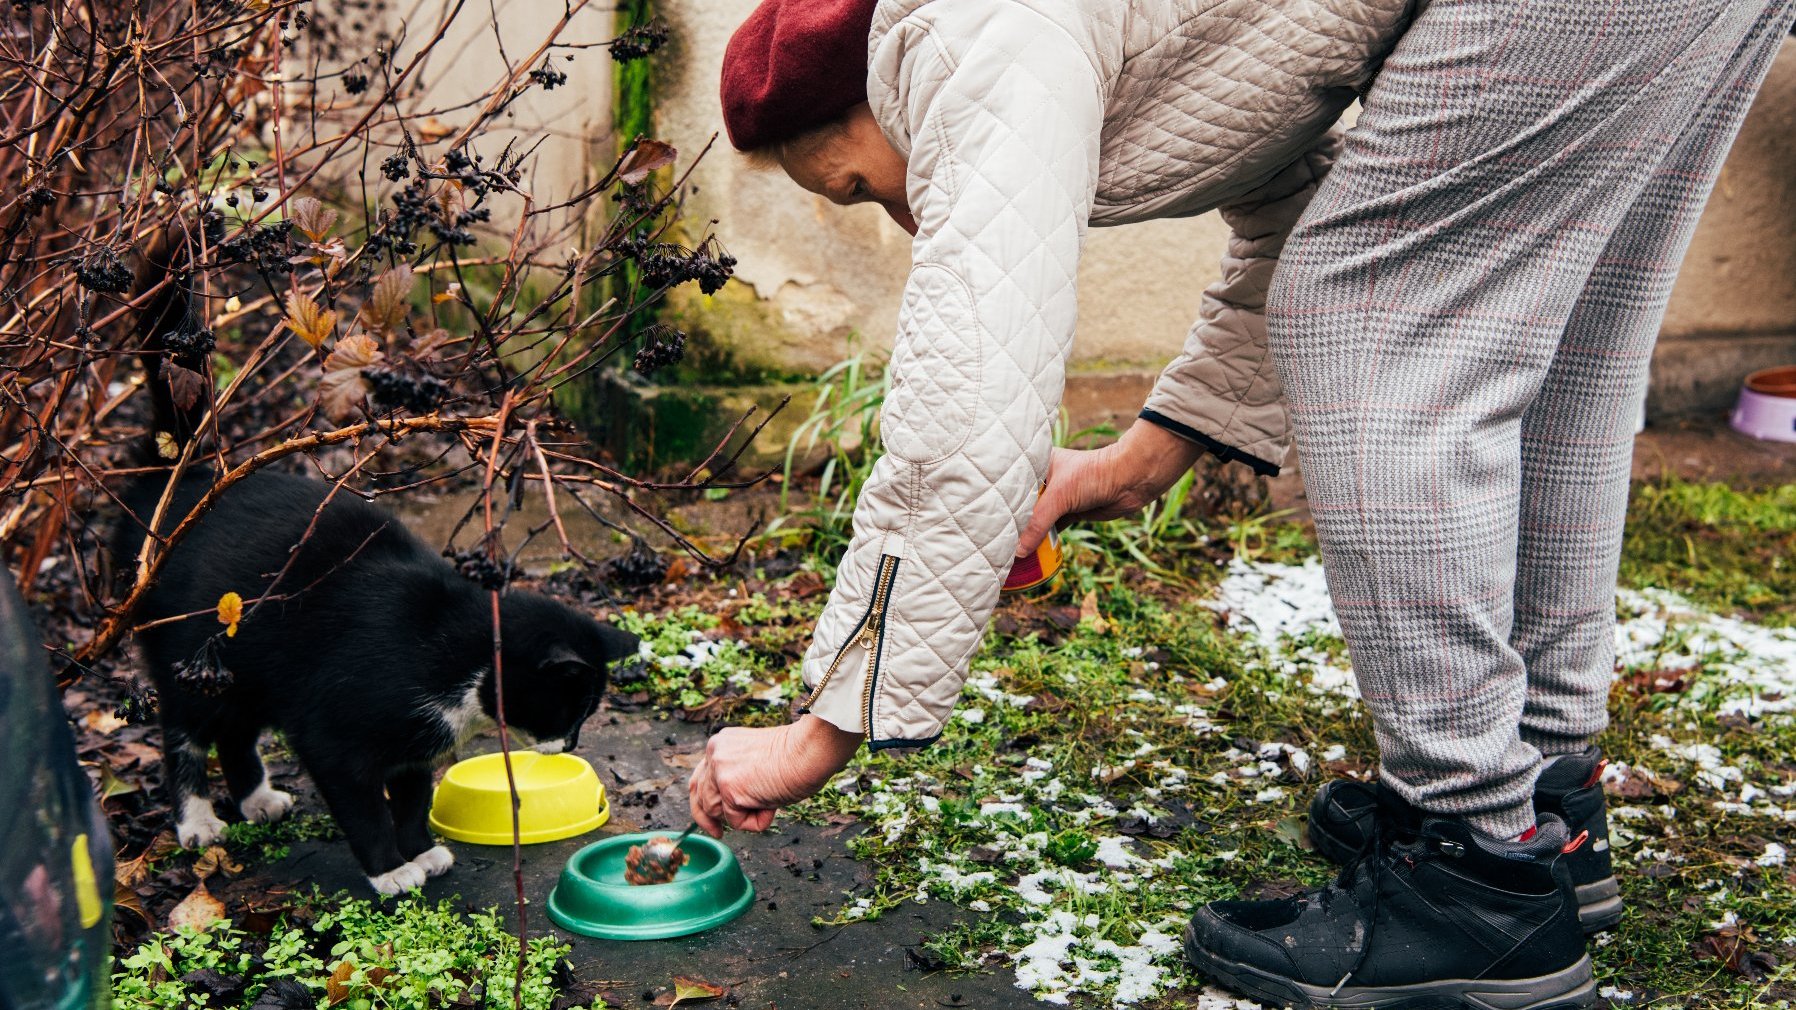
[799,0,1412,747]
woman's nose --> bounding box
[882,202,918,236]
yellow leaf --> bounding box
[167,880,228,932]
[95,763,140,800]
[285,290,337,348]
[84,709,127,734]
[216,592,242,637]
[155,432,179,459]
[415,117,454,142]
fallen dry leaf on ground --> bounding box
[652,976,725,1007]
[167,880,227,931]
[192,845,243,880]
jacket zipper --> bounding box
[800,555,900,737]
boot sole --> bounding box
[1575,878,1623,933]
[1183,922,1598,1010]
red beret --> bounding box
[720,0,878,152]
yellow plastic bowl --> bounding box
[429,752,610,845]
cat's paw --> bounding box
[409,845,455,878]
[239,783,295,824]
[175,798,227,848]
[368,862,428,895]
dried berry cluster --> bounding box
[173,636,233,696]
[74,249,132,294]
[632,324,687,376]
[448,547,521,590]
[113,681,160,724]
[163,324,216,357]
[606,540,668,586]
[627,239,736,295]
[365,364,452,414]
[216,219,295,275]
[608,21,669,62]
[528,63,567,90]
[380,153,411,182]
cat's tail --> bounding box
[132,228,212,460]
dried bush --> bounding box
[0,0,773,671]
[0,4,771,992]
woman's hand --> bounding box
[688,714,862,837]
[1016,421,1204,558]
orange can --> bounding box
[1002,526,1063,597]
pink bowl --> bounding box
[1730,366,1796,444]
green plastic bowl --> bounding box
[546,832,754,940]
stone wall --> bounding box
[653,10,1796,419]
[421,2,1796,421]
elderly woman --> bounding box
[687,0,1795,1003]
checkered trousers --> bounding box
[1266,0,1796,836]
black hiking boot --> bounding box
[1308,746,1621,933]
[1185,787,1596,1009]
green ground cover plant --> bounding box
[113,895,601,1010]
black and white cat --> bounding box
[116,238,636,894]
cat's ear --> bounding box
[537,644,593,676]
[596,624,640,663]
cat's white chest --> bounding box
[434,677,493,743]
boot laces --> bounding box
[1326,818,1443,996]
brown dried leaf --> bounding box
[112,880,148,923]
[1693,924,1780,980]
[320,334,384,421]
[161,360,206,411]
[1606,766,1682,800]
[325,961,356,1006]
[288,196,339,243]
[1078,590,1110,634]
[361,267,414,335]
[167,880,228,932]
[617,139,676,185]
[192,845,243,880]
[285,290,338,348]
[408,328,452,360]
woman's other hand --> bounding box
[688,714,862,837]
[1016,421,1205,559]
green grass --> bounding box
[219,813,342,862]
[619,477,1796,1007]
[1621,477,1796,626]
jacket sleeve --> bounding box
[1137,131,1341,476]
[797,3,1103,748]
